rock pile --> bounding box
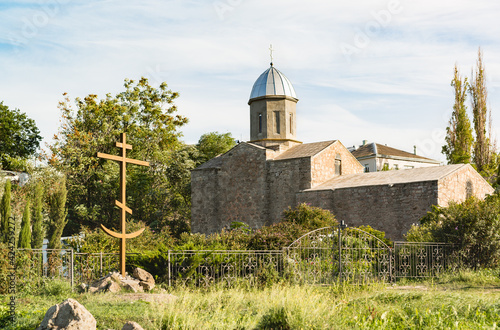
[86,267,155,294]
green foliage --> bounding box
[256,307,291,330]
[48,77,189,236]
[31,182,44,249]
[469,48,492,174]
[47,177,68,249]
[356,225,392,246]
[1,180,11,243]
[406,194,500,268]
[282,203,337,230]
[196,131,236,162]
[0,102,42,170]
[248,221,308,250]
[442,65,473,164]
[18,200,31,248]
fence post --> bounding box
[70,249,74,290]
[389,247,393,283]
[168,250,171,287]
[100,252,103,278]
[338,221,347,284]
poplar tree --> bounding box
[47,178,68,249]
[442,65,473,164]
[18,200,31,248]
[1,179,12,243]
[469,48,492,173]
[31,182,44,249]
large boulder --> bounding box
[122,321,145,330]
[133,267,155,291]
[36,298,96,330]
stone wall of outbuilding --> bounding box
[437,164,494,206]
[297,180,439,240]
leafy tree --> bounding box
[469,48,494,173]
[0,180,11,243]
[442,65,473,164]
[31,182,44,249]
[196,132,236,163]
[0,102,42,170]
[48,77,188,235]
[47,177,68,249]
[18,200,31,248]
[406,194,500,268]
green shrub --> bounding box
[356,225,392,246]
[406,194,500,268]
[282,203,337,230]
[248,221,308,250]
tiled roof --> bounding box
[274,140,337,160]
[307,164,467,190]
[351,143,439,163]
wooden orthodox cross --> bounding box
[97,132,149,276]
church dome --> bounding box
[249,65,297,100]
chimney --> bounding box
[362,140,368,146]
[414,145,417,155]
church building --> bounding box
[191,64,493,240]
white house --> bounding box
[350,142,441,172]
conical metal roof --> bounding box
[249,65,297,100]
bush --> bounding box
[248,221,308,250]
[406,194,500,268]
[282,203,337,230]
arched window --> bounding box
[258,113,262,134]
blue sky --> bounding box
[1,0,499,162]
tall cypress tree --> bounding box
[1,179,12,243]
[48,177,68,250]
[469,48,491,173]
[31,182,44,249]
[18,200,31,248]
[442,65,474,164]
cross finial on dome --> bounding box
[269,44,274,66]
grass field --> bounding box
[1,269,499,329]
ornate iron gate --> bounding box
[284,224,392,284]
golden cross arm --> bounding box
[97,152,150,167]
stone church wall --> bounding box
[191,168,220,234]
[191,143,270,234]
[311,142,363,187]
[297,181,439,240]
[437,165,494,206]
[267,158,312,223]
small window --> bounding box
[393,164,399,170]
[364,164,370,172]
[335,154,342,175]
[274,111,280,134]
[289,114,293,134]
[258,113,262,133]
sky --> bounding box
[1,0,500,163]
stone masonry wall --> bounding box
[437,164,494,206]
[267,157,312,223]
[191,168,220,234]
[297,181,439,240]
[311,141,363,187]
[191,143,269,234]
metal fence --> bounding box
[3,231,458,290]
